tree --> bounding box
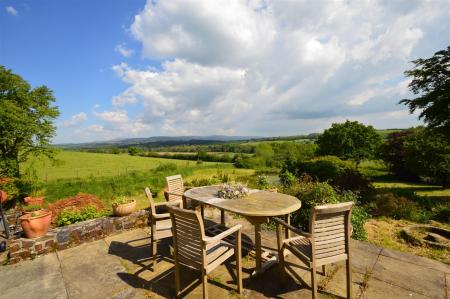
[0,66,60,178]
[316,120,382,164]
[127,146,140,156]
[403,127,450,188]
[400,46,450,138]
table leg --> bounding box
[200,204,204,219]
[254,221,262,272]
[220,209,225,225]
[284,213,290,239]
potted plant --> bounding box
[0,190,7,204]
[21,204,45,215]
[19,209,52,238]
[112,196,136,216]
[24,196,45,206]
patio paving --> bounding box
[0,208,448,298]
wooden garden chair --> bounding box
[164,174,187,205]
[275,202,353,299]
[144,187,182,271]
[168,206,242,299]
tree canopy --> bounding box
[0,65,60,177]
[400,46,450,138]
[316,120,382,164]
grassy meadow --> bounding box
[22,150,255,210]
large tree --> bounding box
[316,120,382,164]
[0,66,60,178]
[400,46,450,138]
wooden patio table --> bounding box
[184,185,301,275]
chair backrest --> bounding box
[309,202,353,262]
[165,174,184,202]
[144,187,156,215]
[168,206,205,269]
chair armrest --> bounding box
[155,199,182,207]
[203,224,242,244]
[164,191,184,197]
[153,213,170,219]
[273,218,312,238]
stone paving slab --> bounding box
[0,209,448,299]
[0,253,67,299]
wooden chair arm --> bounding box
[153,213,170,219]
[203,224,242,244]
[164,191,184,197]
[155,199,182,207]
[273,218,312,238]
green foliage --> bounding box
[279,170,296,187]
[381,127,450,187]
[256,175,270,189]
[282,156,373,195]
[283,175,367,240]
[186,177,219,187]
[127,147,140,156]
[0,65,60,178]
[403,128,450,187]
[112,196,134,205]
[55,205,103,227]
[22,204,43,212]
[400,46,450,138]
[317,120,382,163]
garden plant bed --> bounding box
[48,193,106,223]
[4,209,150,264]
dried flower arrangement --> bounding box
[217,183,249,199]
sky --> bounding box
[1,0,449,144]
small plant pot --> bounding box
[0,190,7,204]
[24,196,45,206]
[19,210,52,238]
[112,199,136,217]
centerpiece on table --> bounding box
[217,183,249,200]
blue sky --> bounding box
[1,1,449,143]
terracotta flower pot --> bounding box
[24,196,45,206]
[19,210,52,238]
[0,190,7,204]
[112,199,136,217]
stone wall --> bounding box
[7,209,150,264]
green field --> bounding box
[21,150,255,210]
[23,151,226,181]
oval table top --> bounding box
[184,185,301,217]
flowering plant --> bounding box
[217,183,249,199]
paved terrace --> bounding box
[0,209,449,299]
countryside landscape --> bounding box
[1,1,449,298]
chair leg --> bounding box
[235,231,242,294]
[346,259,352,299]
[202,268,208,299]
[322,265,326,275]
[311,267,318,299]
[151,238,157,271]
[175,260,181,298]
[279,247,286,284]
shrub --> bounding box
[256,175,270,190]
[55,205,103,227]
[284,175,367,240]
[370,192,430,223]
[186,177,219,187]
[279,170,296,187]
[282,156,373,195]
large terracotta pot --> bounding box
[0,190,7,204]
[112,199,136,217]
[24,196,44,206]
[19,210,52,238]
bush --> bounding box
[370,192,430,223]
[279,170,296,187]
[282,156,373,195]
[256,175,270,190]
[55,205,103,227]
[284,175,367,240]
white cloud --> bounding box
[5,6,18,16]
[67,0,448,142]
[115,44,134,58]
[60,112,87,127]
